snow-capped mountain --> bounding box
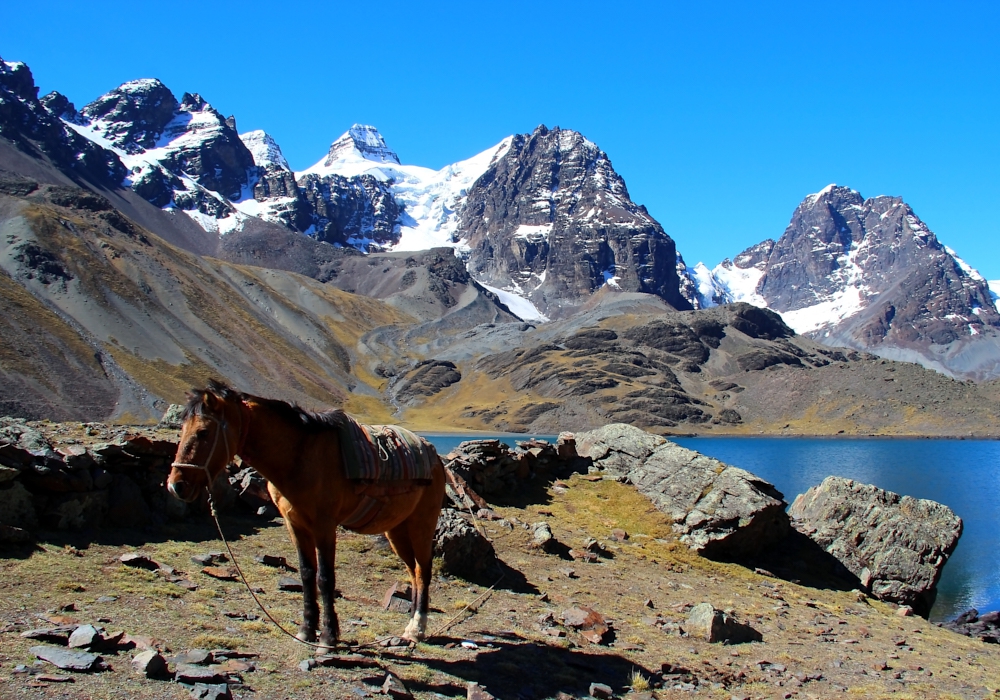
[458,126,691,319]
[691,185,1000,379]
[297,124,512,251]
[45,78,259,234]
[0,59,126,188]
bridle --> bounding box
[170,400,247,479]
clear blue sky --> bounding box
[4,1,998,278]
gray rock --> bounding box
[789,476,962,617]
[21,626,78,644]
[589,682,614,698]
[159,404,186,430]
[68,624,102,649]
[531,522,555,550]
[0,463,21,482]
[382,672,411,698]
[174,664,225,684]
[576,423,665,478]
[577,424,789,559]
[190,683,232,700]
[131,649,168,677]
[686,603,762,644]
[30,644,102,671]
[278,576,303,592]
[467,681,496,700]
[0,480,37,528]
[434,508,498,578]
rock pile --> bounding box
[938,609,1000,643]
[0,416,273,539]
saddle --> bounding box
[338,416,436,530]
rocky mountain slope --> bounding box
[698,185,1000,380]
[8,57,694,319]
[3,54,1000,435]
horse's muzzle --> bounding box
[167,478,199,503]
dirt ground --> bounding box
[2,472,999,700]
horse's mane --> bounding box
[185,379,348,433]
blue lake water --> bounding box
[422,433,1000,622]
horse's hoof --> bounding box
[296,630,317,643]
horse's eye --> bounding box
[196,428,209,439]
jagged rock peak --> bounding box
[323,124,399,165]
[806,183,863,206]
[0,57,38,102]
[729,239,775,271]
[39,91,81,122]
[240,130,289,170]
[80,78,178,153]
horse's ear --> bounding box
[202,390,223,412]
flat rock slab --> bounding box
[278,576,303,592]
[190,683,232,700]
[789,476,962,617]
[576,424,789,559]
[120,553,161,570]
[171,649,214,665]
[21,626,78,644]
[174,664,226,684]
[30,645,103,672]
[201,566,238,581]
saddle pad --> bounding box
[340,416,434,483]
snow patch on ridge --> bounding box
[479,281,549,322]
[514,224,553,242]
[299,129,513,252]
[711,261,766,308]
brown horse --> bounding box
[166,380,445,647]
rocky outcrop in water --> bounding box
[789,476,963,617]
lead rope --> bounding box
[179,409,499,653]
[205,487,502,652]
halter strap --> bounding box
[170,412,230,473]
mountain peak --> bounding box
[240,130,289,170]
[325,124,399,165]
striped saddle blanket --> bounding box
[339,416,435,485]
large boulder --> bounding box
[576,424,789,559]
[433,508,498,579]
[0,480,37,528]
[789,476,962,617]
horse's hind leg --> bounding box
[385,524,425,642]
[316,535,339,649]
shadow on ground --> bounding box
[380,640,658,699]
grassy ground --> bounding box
[2,474,999,699]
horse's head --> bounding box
[167,380,245,503]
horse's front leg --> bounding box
[271,488,320,643]
[316,535,339,649]
[293,534,320,643]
